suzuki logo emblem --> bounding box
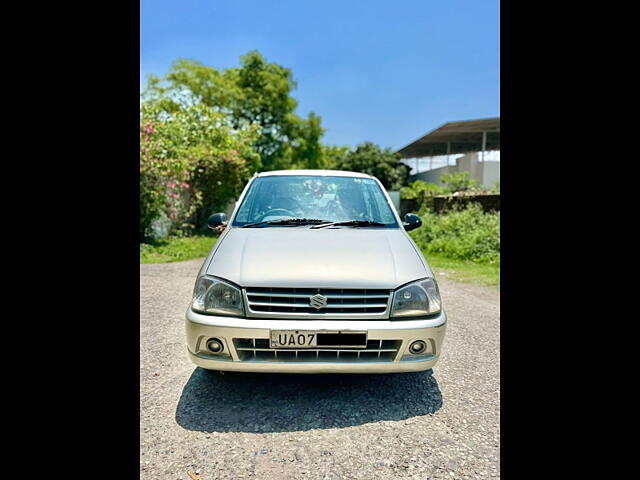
[309,293,328,310]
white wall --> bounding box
[408,151,500,189]
[410,165,457,186]
[482,161,500,189]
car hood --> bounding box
[205,227,431,289]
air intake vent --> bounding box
[233,338,401,362]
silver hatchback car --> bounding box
[185,170,446,373]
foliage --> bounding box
[322,144,350,170]
[401,180,450,210]
[141,51,323,172]
[440,171,482,192]
[410,204,500,263]
[140,117,191,241]
[140,235,217,264]
[140,102,259,241]
[331,141,410,190]
[289,112,327,169]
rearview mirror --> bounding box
[207,212,227,229]
[403,213,422,231]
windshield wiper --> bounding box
[310,220,387,229]
[242,218,328,228]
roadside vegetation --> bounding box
[403,175,500,285]
[410,204,499,264]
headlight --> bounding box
[191,276,244,317]
[390,278,441,318]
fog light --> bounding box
[409,340,426,354]
[206,338,223,353]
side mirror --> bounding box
[207,212,227,229]
[403,213,422,231]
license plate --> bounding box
[270,330,318,348]
[270,330,367,349]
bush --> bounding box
[440,171,482,192]
[409,204,500,263]
[140,119,192,242]
[139,102,259,242]
[401,180,450,210]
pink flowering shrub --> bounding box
[140,103,259,241]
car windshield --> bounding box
[232,175,399,228]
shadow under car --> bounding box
[175,367,443,433]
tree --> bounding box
[331,142,410,190]
[141,51,324,172]
[322,144,350,170]
[289,112,326,169]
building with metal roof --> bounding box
[396,117,500,189]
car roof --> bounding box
[256,169,374,179]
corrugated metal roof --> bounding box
[396,117,500,158]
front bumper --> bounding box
[185,308,447,374]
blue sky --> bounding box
[141,0,499,151]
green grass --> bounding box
[422,252,500,287]
[139,234,500,287]
[140,235,217,264]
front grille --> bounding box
[234,338,402,362]
[244,287,391,317]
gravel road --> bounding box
[140,259,500,479]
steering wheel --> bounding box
[262,208,297,219]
